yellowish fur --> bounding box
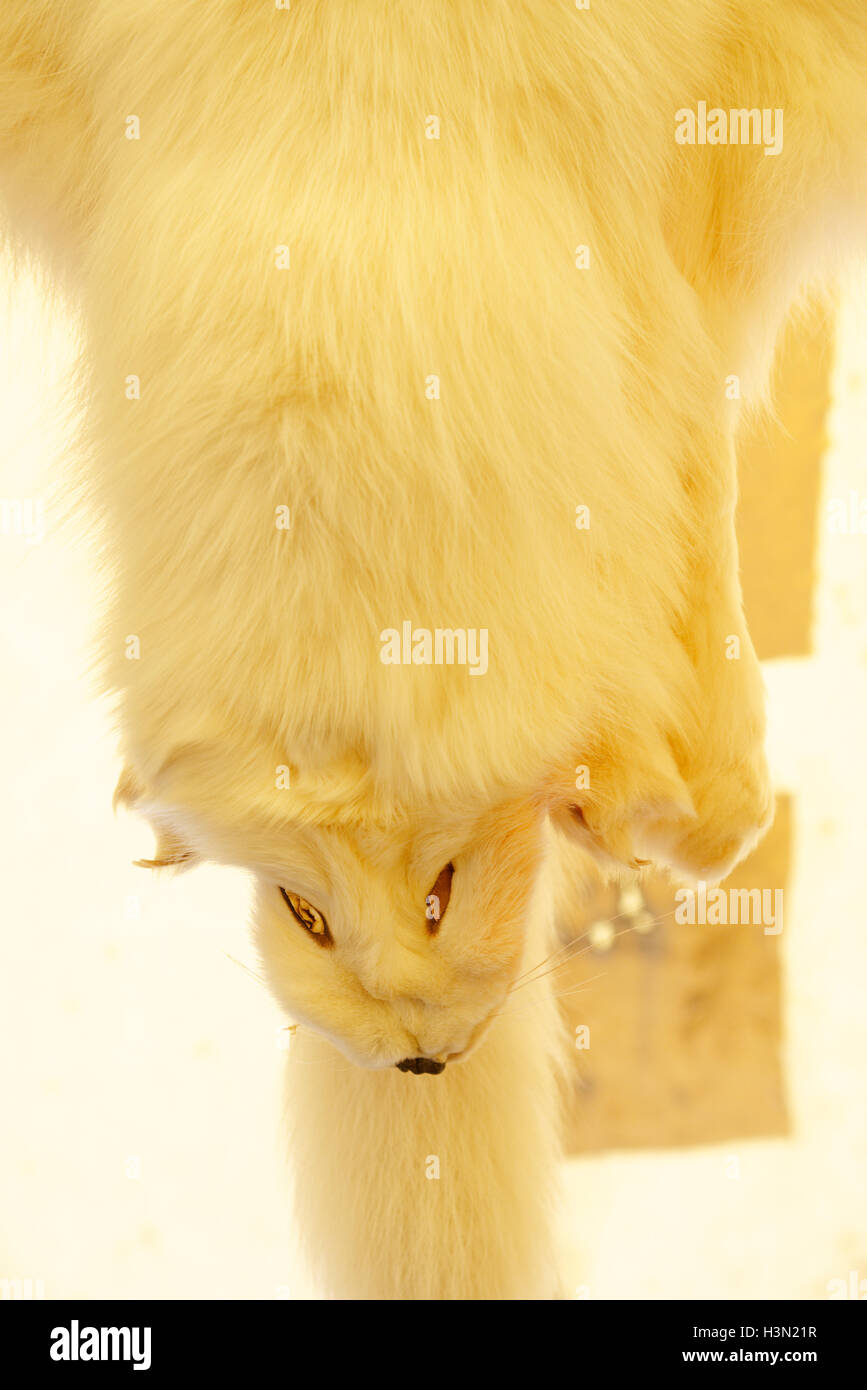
[2,1,865,1298]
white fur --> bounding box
[283,859,566,1300]
[2,1,865,1298]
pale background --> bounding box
[1,259,865,1300]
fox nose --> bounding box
[395,1056,446,1075]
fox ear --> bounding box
[548,716,773,885]
[547,731,697,876]
[132,827,196,871]
[551,787,697,876]
[113,765,199,871]
[112,765,143,814]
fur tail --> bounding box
[283,869,566,1300]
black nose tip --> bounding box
[395,1056,446,1075]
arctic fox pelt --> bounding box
[1,1,865,1299]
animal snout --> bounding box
[395,1056,446,1075]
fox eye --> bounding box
[279,887,333,945]
[425,862,454,933]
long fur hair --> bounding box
[2,1,865,1298]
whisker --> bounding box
[510,916,613,985]
[549,971,608,1001]
[508,930,620,991]
[490,971,607,1025]
[512,898,678,993]
[512,897,656,988]
[223,951,268,987]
